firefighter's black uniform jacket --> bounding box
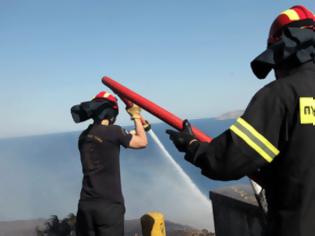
[186,61,315,236]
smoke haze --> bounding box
[0,118,244,231]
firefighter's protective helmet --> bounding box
[92,91,119,123]
[93,91,119,110]
[268,5,315,45]
[251,5,315,79]
[71,91,119,124]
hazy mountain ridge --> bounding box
[0,219,46,236]
[215,110,244,120]
[0,218,210,236]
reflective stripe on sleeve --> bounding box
[230,118,280,163]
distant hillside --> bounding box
[0,219,46,236]
[0,218,213,236]
[215,110,244,120]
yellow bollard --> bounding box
[141,212,166,236]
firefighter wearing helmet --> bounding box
[167,5,315,236]
[71,91,149,236]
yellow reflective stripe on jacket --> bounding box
[230,125,273,162]
[237,118,279,156]
[230,118,280,163]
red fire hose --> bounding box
[102,76,212,143]
[102,76,266,202]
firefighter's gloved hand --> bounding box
[166,120,198,153]
[141,119,151,132]
[127,104,141,120]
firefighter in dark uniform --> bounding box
[71,91,149,236]
[167,5,315,236]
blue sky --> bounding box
[1,0,314,138]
